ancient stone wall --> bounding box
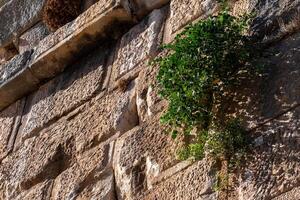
[0,0,299,199]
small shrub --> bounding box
[43,0,82,31]
[153,8,262,165]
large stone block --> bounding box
[140,160,216,200]
[164,0,218,43]
[17,45,111,142]
[113,117,183,199]
[0,0,47,48]
[232,0,300,43]
[0,107,116,199]
[30,0,133,81]
[110,8,166,88]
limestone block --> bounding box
[113,117,182,199]
[0,0,47,48]
[213,31,300,130]
[0,138,35,199]
[140,160,216,200]
[30,0,133,81]
[164,0,218,43]
[110,8,166,88]
[232,0,300,43]
[76,173,116,200]
[17,45,110,142]
[0,112,115,199]
[0,51,38,110]
[18,22,50,54]
[0,100,24,160]
[237,108,300,200]
[50,143,115,199]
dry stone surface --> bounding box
[0,0,47,48]
[110,8,166,85]
[17,45,111,142]
[18,22,50,54]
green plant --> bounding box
[153,8,261,164]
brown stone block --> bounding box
[109,8,166,89]
[113,116,183,199]
[0,0,47,48]
[140,159,216,200]
[164,0,218,43]
[17,45,111,142]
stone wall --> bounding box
[0,0,299,199]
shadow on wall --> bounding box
[215,31,300,199]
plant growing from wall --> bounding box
[152,7,262,171]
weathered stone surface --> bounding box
[0,0,47,48]
[0,105,116,199]
[18,22,50,54]
[15,180,53,200]
[113,117,182,199]
[140,160,216,200]
[164,0,218,43]
[135,52,167,123]
[0,51,32,86]
[232,0,300,43]
[17,45,110,142]
[237,108,300,200]
[110,8,166,87]
[0,51,38,110]
[272,187,300,200]
[30,0,133,81]
[0,100,24,160]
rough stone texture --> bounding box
[113,117,182,199]
[238,108,300,200]
[0,100,24,160]
[140,160,216,200]
[17,45,111,142]
[164,0,218,43]
[272,187,300,200]
[110,8,166,87]
[18,22,50,54]
[0,0,47,48]
[0,51,32,86]
[30,0,133,81]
